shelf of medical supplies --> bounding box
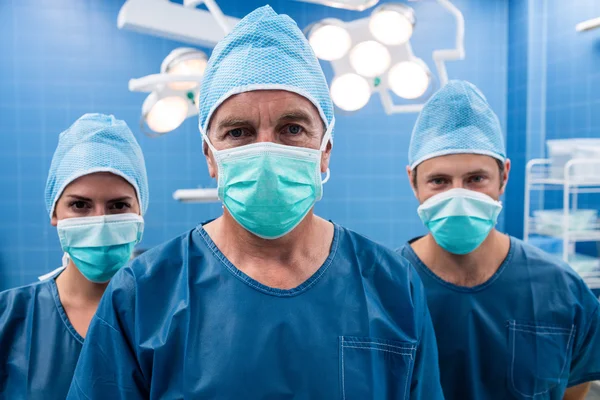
[524,158,600,277]
[529,228,600,242]
[529,176,600,187]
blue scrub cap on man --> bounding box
[408,80,506,169]
[45,113,149,217]
[198,5,335,138]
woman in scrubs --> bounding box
[0,113,148,399]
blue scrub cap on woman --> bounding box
[45,113,149,217]
[198,5,335,138]
[408,80,506,169]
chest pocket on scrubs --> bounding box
[508,320,575,399]
[340,336,416,400]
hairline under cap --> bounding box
[49,168,143,218]
[199,84,333,136]
[410,148,507,170]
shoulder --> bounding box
[101,227,206,311]
[113,228,200,287]
[338,226,427,307]
[509,237,596,302]
[510,237,582,279]
[0,280,54,335]
[0,280,52,310]
[340,226,416,272]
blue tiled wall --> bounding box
[505,0,528,239]
[0,0,508,290]
[542,0,600,257]
[506,0,600,251]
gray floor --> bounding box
[587,382,600,399]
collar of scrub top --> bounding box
[38,253,69,281]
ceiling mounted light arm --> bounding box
[576,17,600,32]
[379,90,424,114]
[203,0,232,35]
[183,0,232,35]
[129,74,205,92]
[118,0,239,47]
[432,0,465,86]
[173,188,220,203]
[294,0,380,12]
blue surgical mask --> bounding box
[57,213,144,283]
[417,188,502,255]
[204,133,331,239]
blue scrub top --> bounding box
[399,236,600,400]
[0,273,84,399]
[67,224,444,399]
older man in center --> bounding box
[67,6,443,399]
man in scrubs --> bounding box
[67,6,443,399]
[398,80,600,399]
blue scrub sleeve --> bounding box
[408,267,445,399]
[66,268,148,399]
[568,298,600,387]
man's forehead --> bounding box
[419,154,499,174]
[211,90,321,123]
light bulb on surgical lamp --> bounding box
[349,41,391,78]
[330,73,371,111]
[308,20,352,61]
[369,4,415,46]
[162,48,208,91]
[143,94,189,133]
[387,61,430,99]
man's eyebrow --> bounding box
[277,111,315,125]
[216,117,252,130]
[462,169,491,177]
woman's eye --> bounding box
[72,201,88,209]
[111,202,130,210]
[286,125,303,135]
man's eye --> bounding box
[286,125,303,135]
[228,128,244,138]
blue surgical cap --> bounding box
[198,5,335,137]
[45,113,149,217]
[408,80,506,169]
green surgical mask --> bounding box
[57,213,144,282]
[204,133,331,240]
[417,188,502,255]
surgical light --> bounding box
[143,94,189,133]
[162,48,208,91]
[304,1,464,114]
[388,61,430,99]
[349,41,391,77]
[308,21,352,61]
[369,4,415,45]
[330,73,371,111]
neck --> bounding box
[412,229,510,287]
[55,260,109,305]
[204,209,334,289]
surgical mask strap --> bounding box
[322,169,331,184]
[203,132,219,155]
[319,117,334,185]
[320,117,334,152]
[62,252,70,268]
